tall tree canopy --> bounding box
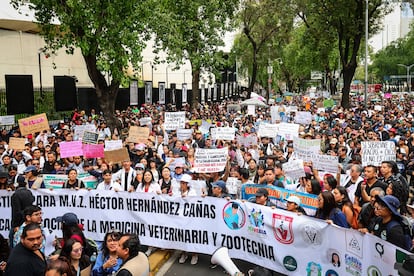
[295,0,392,108]
[12,0,153,129]
[151,0,238,107]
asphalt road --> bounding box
[158,251,287,276]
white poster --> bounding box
[139,117,152,126]
[0,190,407,276]
[293,137,321,161]
[283,159,305,180]
[0,115,15,125]
[73,124,97,141]
[182,83,187,104]
[294,111,312,125]
[164,112,186,130]
[270,106,281,123]
[258,123,278,138]
[104,140,123,151]
[311,154,339,174]
[194,148,228,173]
[276,122,300,140]
[361,141,396,167]
[177,128,193,141]
[129,80,138,105]
[159,82,166,104]
[247,105,255,115]
[210,127,236,141]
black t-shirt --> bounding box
[354,179,387,206]
[372,217,407,250]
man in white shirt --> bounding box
[96,170,123,191]
[112,160,136,192]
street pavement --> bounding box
[155,250,287,276]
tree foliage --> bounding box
[294,0,392,108]
[151,0,238,107]
[232,0,295,98]
[11,0,153,130]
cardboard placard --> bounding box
[18,113,49,136]
[104,148,130,164]
[126,126,150,143]
[82,131,99,144]
[8,137,26,150]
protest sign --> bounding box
[210,127,235,141]
[82,131,99,144]
[74,125,96,141]
[104,147,129,164]
[276,122,299,140]
[82,144,104,158]
[193,148,228,173]
[294,111,312,125]
[177,129,193,141]
[0,189,406,276]
[0,115,15,125]
[59,141,83,158]
[270,106,281,123]
[312,153,339,173]
[139,117,152,126]
[361,141,396,167]
[292,137,321,161]
[104,140,123,151]
[164,112,186,130]
[18,113,49,136]
[247,105,255,115]
[258,123,278,138]
[282,159,305,180]
[199,120,212,134]
[126,126,149,144]
[43,173,97,189]
[78,173,98,189]
[8,137,26,150]
[236,134,258,147]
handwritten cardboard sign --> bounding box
[126,126,150,144]
[8,137,26,150]
[104,148,129,164]
[18,113,49,136]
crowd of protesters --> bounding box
[1,91,414,275]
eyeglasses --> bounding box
[71,247,84,254]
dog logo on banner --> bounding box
[272,214,294,244]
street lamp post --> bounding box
[397,63,414,92]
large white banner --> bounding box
[164,112,186,130]
[210,127,236,141]
[194,148,228,173]
[0,190,409,276]
[361,141,396,167]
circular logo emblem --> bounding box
[325,270,338,276]
[283,256,297,271]
[367,265,382,276]
[222,201,246,230]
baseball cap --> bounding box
[24,165,37,173]
[16,175,26,185]
[56,212,79,226]
[286,196,301,206]
[255,188,269,197]
[135,163,145,170]
[211,180,226,190]
[180,174,192,184]
[135,144,146,151]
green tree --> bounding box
[11,0,153,130]
[295,0,392,108]
[233,0,294,98]
[151,0,238,107]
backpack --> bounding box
[386,217,414,251]
[350,207,360,230]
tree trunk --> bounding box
[248,49,259,99]
[192,69,200,108]
[83,54,121,132]
[341,63,357,109]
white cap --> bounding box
[180,174,192,184]
[286,196,301,206]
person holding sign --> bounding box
[62,169,85,189]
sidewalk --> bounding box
[148,249,173,275]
